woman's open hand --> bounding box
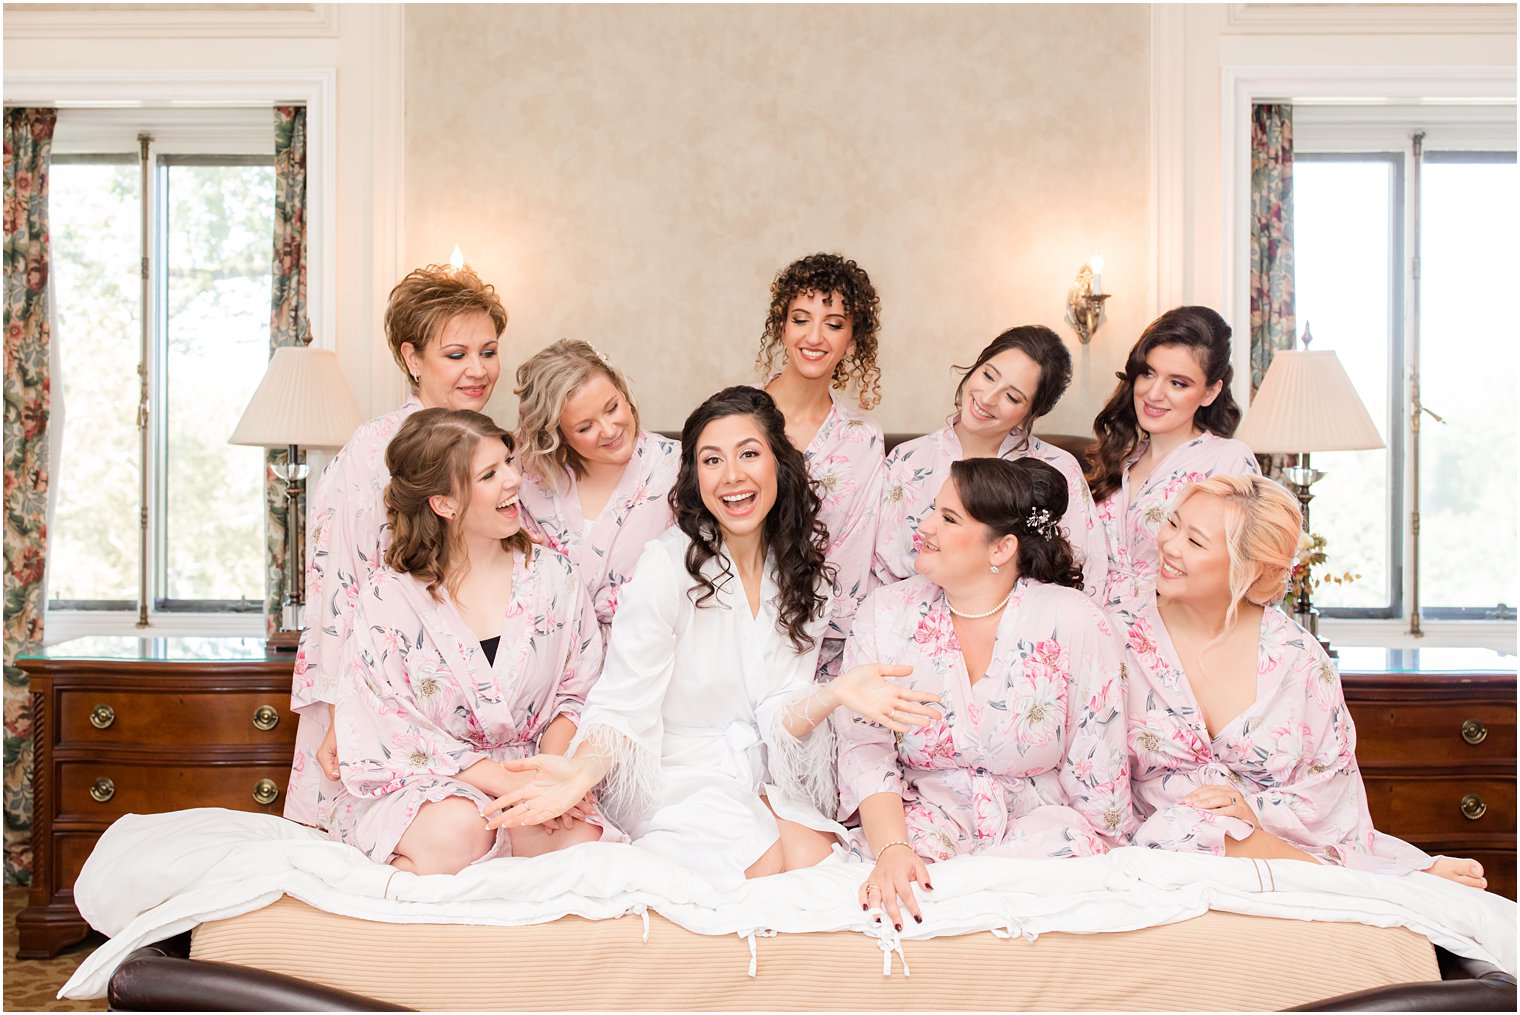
[860,842,932,932]
[834,663,940,734]
[483,754,599,830]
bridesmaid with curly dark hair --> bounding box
[486,387,938,890]
[758,253,888,678]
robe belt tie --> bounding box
[665,720,762,782]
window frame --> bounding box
[1292,149,1406,620]
[150,150,276,615]
[1291,104,1517,627]
[42,106,297,639]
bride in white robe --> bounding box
[486,386,938,890]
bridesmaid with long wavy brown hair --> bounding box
[325,408,608,874]
[1085,306,1259,607]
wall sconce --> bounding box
[1065,254,1110,344]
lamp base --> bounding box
[265,629,300,654]
[1293,603,1337,659]
[266,600,304,654]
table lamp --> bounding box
[230,345,363,649]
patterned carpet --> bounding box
[3,886,108,1012]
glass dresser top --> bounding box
[19,636,283,663]
[1335,645,1517,674]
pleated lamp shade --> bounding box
[1236,349,1385,454]
[229,346,363,450]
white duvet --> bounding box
[62,807,1517,999]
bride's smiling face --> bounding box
[694,413,778,542]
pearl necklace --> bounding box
[945,588,1013,620]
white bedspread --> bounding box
[61,807,1516,999]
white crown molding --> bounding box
[3,2,339,40]
[1223,3,1516,36]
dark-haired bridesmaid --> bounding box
[1086,306,1259,607]
[837,458,1133,930]
[874,325,1106,598]
[758,253,887,677]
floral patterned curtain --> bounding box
[1249,103,1296,393]
[3,107,58,885]
[264,106,309,637]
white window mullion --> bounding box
[1398,144,1418,634]
[147,141,169,620]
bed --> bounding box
[62,809,1518,1012]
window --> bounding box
[1292,105,1517,624]
[46,109,277,629]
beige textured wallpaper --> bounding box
[404,3,1151,438]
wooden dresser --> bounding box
[1339,647,1517,901]
[15,636,297,958]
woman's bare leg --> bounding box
[744,839,784,879]
[750,796,833,876]
[390,796,496,875]
[776,818,834,871]
[509,817,604,858]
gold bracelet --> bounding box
[876,839,913,859]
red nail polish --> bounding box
[894,923,902,932]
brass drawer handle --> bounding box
[89,704,116,730]
[252,705,280,732]
[252,779,280,806]
[1460,794,1487,821]
[90,777,116,803]
[1460,719,1487,746]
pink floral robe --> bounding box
[1116,594,1435,874]
[802,393,885,678]
[327,547,603,864]
[286,397,421,828]
[1096,432,1259,607]
[873,424,1107,599]
[518,431,679,655]
[834,575,1134,862]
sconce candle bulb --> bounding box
[1065,255,1111,344]
[449,244,465,271]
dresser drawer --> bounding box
[1362,775,1516,840]
[57,761,288,822]
[59,690,297,749]
[1349,700,1515,770]
[54,831,101,898]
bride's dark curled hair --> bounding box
[671,386,834,651]
[950,457,1083,590]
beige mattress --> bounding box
[190,895,1438,1011]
